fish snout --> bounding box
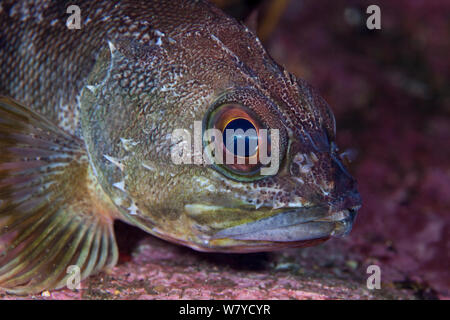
[288,147,362,237]
[322,155,361,237]
[329,153,362,210]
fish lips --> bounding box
[212,205,360,243]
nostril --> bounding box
[347,205,360,223]
[332,153,353,180]
[331,152,359,196]
[329,188,362,214]
[345,189,362,209]
[339,149,358,165]
[334,168,357,195]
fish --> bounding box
[0,0,361,294]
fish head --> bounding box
[80,6,361,252]
[176,82,362,252]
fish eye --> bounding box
[223,118,258,157]
[205,103,271,181]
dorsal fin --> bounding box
[0,96,120,294]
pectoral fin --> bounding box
[0,97,119,294]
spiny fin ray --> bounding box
[0,96,119,294]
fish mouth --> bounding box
[208,205,360,250]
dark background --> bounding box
[214,0,449,297]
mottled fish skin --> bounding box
[0,0,361,293]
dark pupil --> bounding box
[223,118,258,157]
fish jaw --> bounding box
[212,207,359,242]
[175,197,361,253]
